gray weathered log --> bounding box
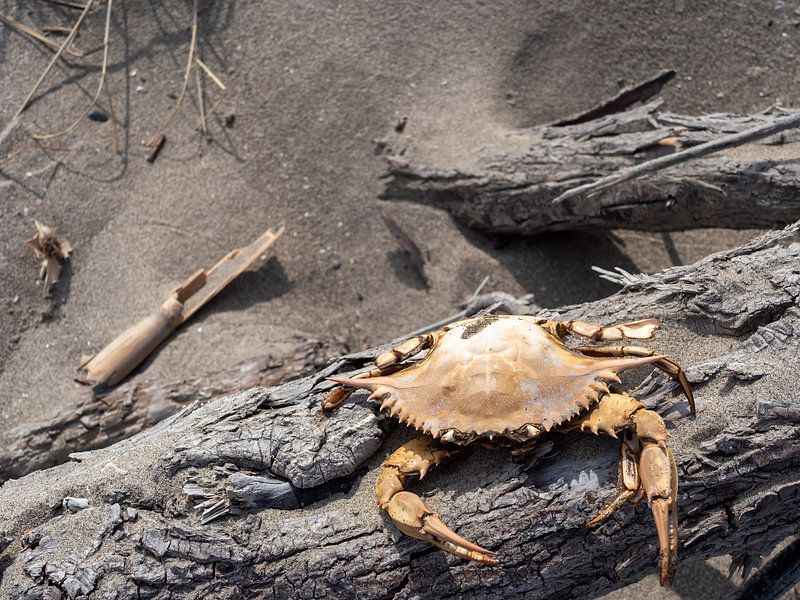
[383,103,800,234]
[2,223,800,599]
[0,339,336,484]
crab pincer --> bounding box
[375,437,498,565]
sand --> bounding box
[1,1,797,596]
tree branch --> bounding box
[1,224,800,599]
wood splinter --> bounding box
[77,226,285,388]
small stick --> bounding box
[147,0,197,147]
[195,69,206,134]
[32,0,113,141]
[146,133,166,163]
[0,12,84,57]
[204,95,225,122]
[552,109,800,204]
[42,25,73,34]
[195,57,226,90]
[12,0,95,120]
[40,0,88,9]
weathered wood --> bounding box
[1,223,800,599]
[383,103,800,234]
[0,339,336,483]
[552,107,800,204]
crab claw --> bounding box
[384,491,498,565]
[640,443,679,587]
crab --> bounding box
[323,314,695,587]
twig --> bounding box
[195,57,226,90]
[552,109,800,204]
[195,69,206,134]
[465,275,490,305]
[146,134,165,163]
[148,0,197,146]
[32,0,113,141]
[0,12,84,57]
[12,0,95,120]
[42,25,73,34]
[40,0,88,9]
[204,95,226,122]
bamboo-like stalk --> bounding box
[78,226,285,387]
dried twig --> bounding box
[147,0,198,147]
[195,69,207,134]
[42,24,74,34]
[146,133,166,162]
[40,0,88,9]
[12,0,95,120]
[0,12,84,57]
[552,109,800,204]
[31,0,113,141]
[195,57,226,90]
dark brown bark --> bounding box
[1,223,800,599]
[383,102,800,234]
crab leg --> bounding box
[576,393,679,587]
[575,344,694,415]
[535,317,660,342]
[375,437,498,565]
[323,333,437,410]
[374,332,436,369]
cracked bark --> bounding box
[383,103,800,234]
[0,339,337,484]
[1,223,800,599]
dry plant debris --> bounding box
[25,220,73,291]
[1,0,225,160]
[77,226,285,388]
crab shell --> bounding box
[331,315,664,444]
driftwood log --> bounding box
[383,81,800,234]
[0,339,337,484]
[1,223,800,599]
